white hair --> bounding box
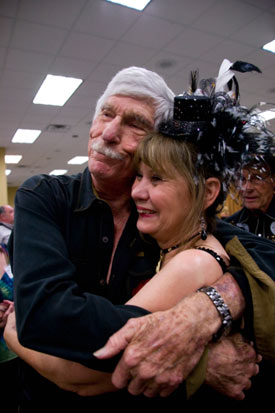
[93,66,175,129]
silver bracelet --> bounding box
[198,286,233,341]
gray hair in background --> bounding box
[93,66,175,129]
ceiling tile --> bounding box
[49,56,96,79]
[165,27,221,58]
[120,14,184,49]
[5,49,54,74]
[199,39,255,64]
[102,42,156,66]
[60,32,115,61]
[144,0,216,24]
[242,0,275,9]
[10,21,67,54]
[74,0,140,39]
[87,63,123,83]
[1,69,44,91]
[192,0,259,36]
[0,17,14,47]
[0,47,7,67]
[145,51,192,78]
[0,0,19,17]
[230,11,275,47]
[17,0,87,29]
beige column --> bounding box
[0,147,8,205]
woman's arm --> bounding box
[127,242,227,311]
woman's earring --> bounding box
[200,216,208,240]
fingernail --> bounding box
[93,347,105,357]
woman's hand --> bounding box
[0,300,14,329]
[4,310,117,397]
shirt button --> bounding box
[102,236,109,243]
[99,279,106,286]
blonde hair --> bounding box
[134,132,222,250]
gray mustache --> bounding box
[91,138,124,160]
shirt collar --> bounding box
[0,222,13,229]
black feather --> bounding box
[230,61,262,73]
[190,70,198,93]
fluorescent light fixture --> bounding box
[259,110,275,121]
[106,0,151,11]
[5,169,11,176]
[49,169,68,175]
[33,74,83,106]
[262,39,275,53]
[12,128,41,144]
[68,156,88,165]
[5,155,22,164]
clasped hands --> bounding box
[94,305,261,399]
[0,300,14,329]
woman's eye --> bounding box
[151,175,162,183]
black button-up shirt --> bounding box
[226,196,275,242]
[10,168,159,368]
[8,168,275,407]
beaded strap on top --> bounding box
[195,247,228,273]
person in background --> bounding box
[0,204,17,411]
[226,155,275,242]
[0,205,14,245]
[0,244,18,413]
[5,64,275,411]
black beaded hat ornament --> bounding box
[159,59,275,193]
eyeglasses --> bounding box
[237,171,273,188]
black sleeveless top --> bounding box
[195,247,228,273]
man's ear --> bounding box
[204,177,221,210]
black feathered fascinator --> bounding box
[159,59,275,191]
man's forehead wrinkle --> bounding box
[124,112,153,129]
[101,102,153,129]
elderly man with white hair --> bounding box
[4,66,275,411]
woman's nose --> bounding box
[132,179,148,200]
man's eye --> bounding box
[129,122,145,131]
[101,110,113,118]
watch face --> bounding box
[270,221,275,235]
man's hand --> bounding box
[94,293,221,397]
[206,333,262,400]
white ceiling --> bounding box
[1,0,274,187]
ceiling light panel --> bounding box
[33,75,83,106]
[5,155,22,164]
[259,110,275,121]
[106,0,151,11]
[262,39,275,53]
[67,156,88,165]
[12,129,41,144]
[49,169,68,175]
